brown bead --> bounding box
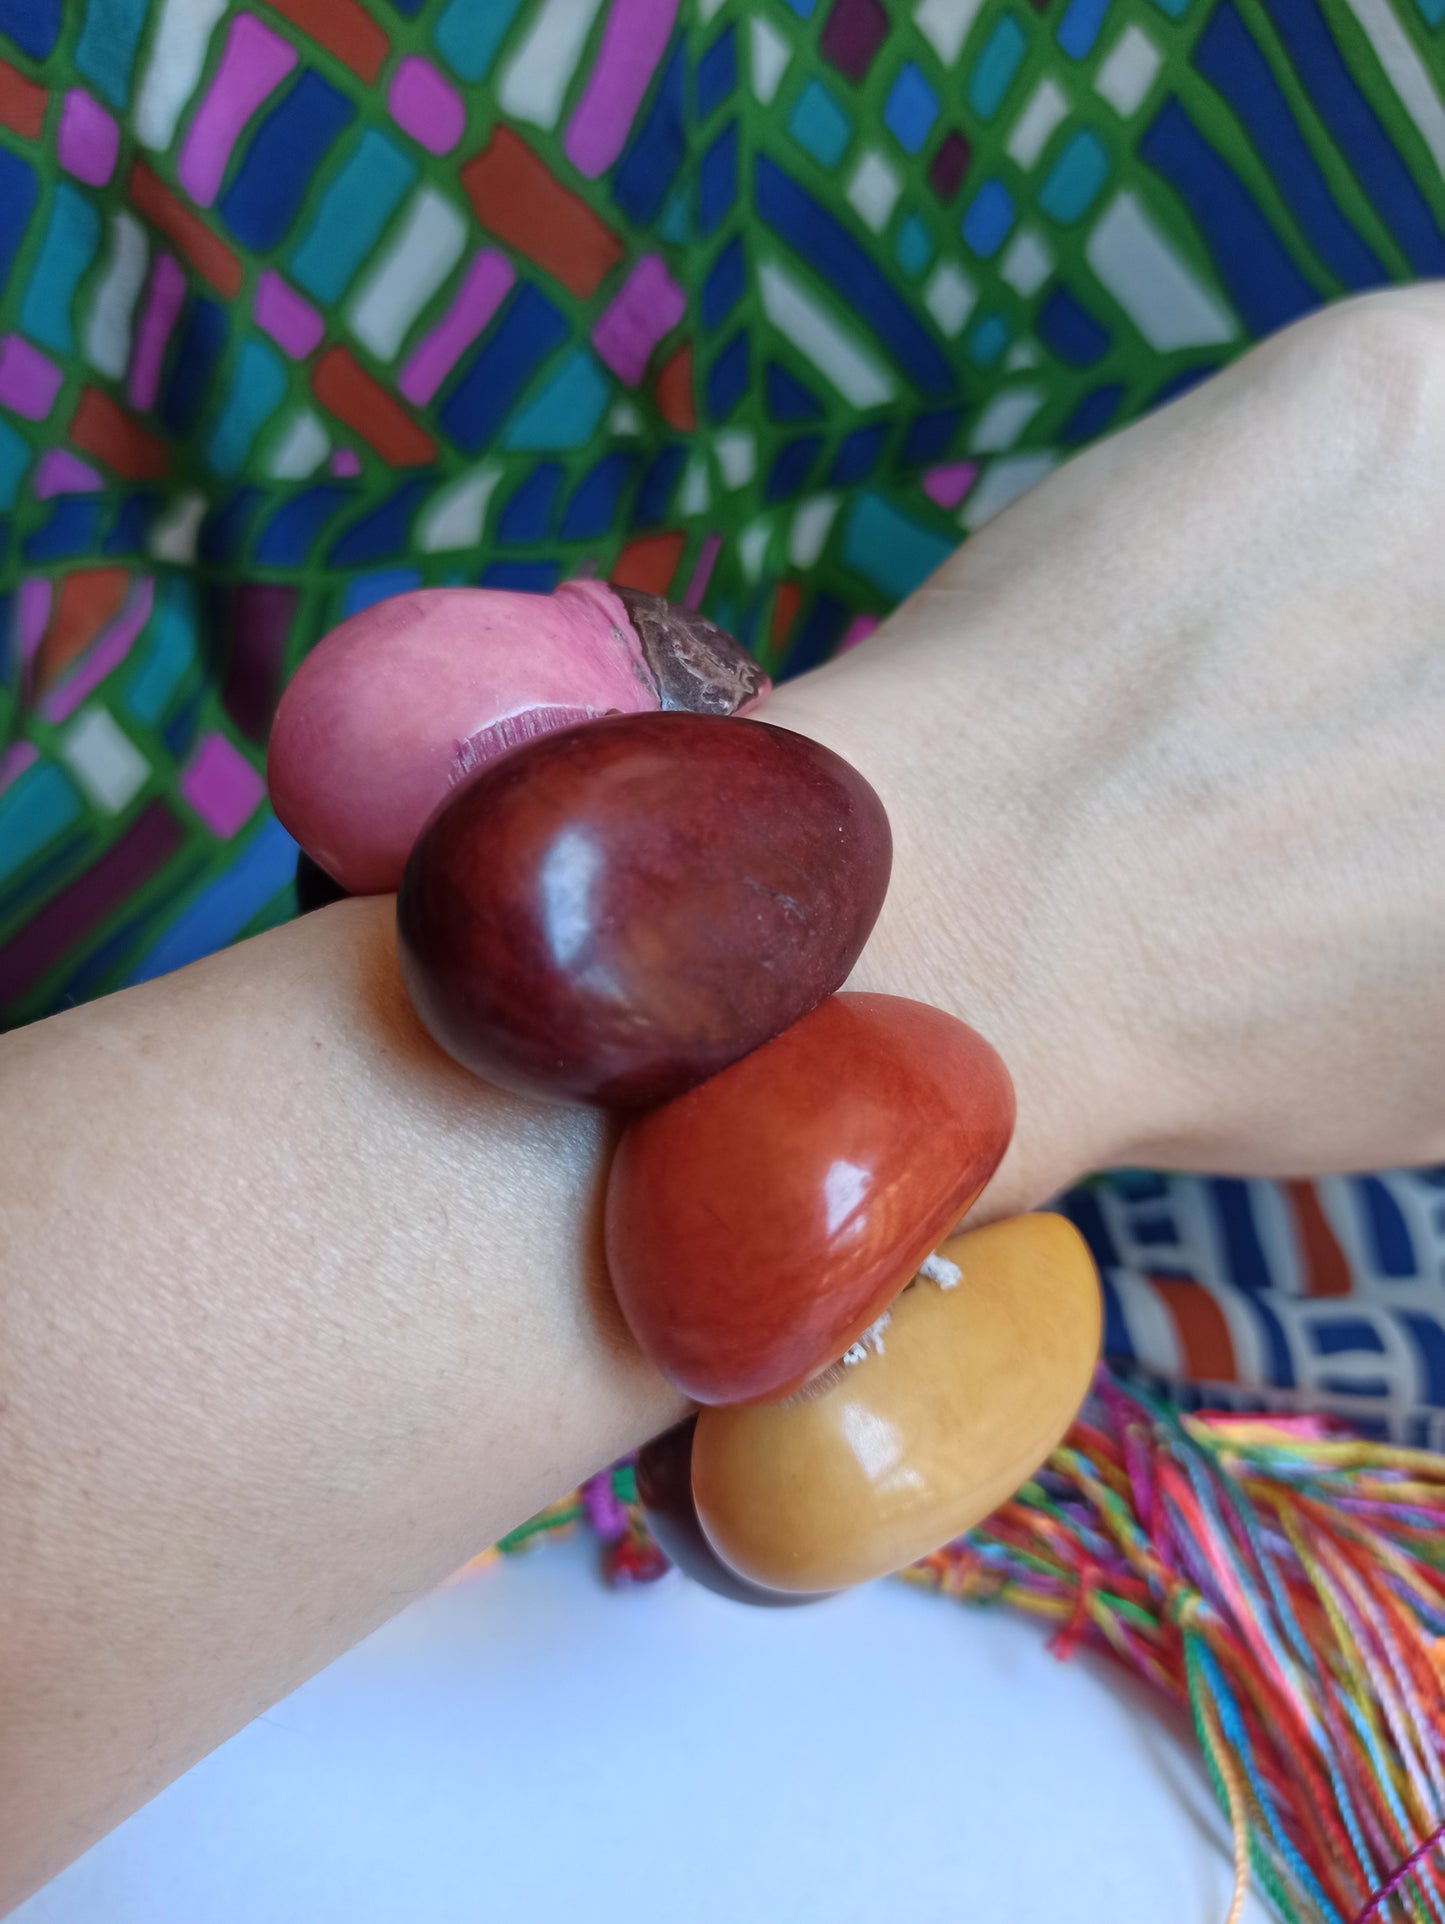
[396,714,892,1107]
[690,1213,1101,1593]
[634,1419,829,1607]
[606,994,1015,1405]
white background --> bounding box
[19,1531,1269,1923]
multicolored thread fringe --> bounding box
[475,1369,1445,1924]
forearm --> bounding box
[0,897,685,1908]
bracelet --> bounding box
[270,583,1101,1605]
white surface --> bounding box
[19,1533,1270,1924]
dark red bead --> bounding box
[396,713,892,1107]
[635,1419,829,1608]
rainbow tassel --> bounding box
[498,1370,1445,1924]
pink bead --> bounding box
[268,583,770,895]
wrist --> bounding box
[763,610,1140,1217]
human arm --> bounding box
[4,289,1445,1911]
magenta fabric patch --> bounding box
[0,335,63,420]
[177,13,297,207]
[128,253,186,412]
[330,448,361,477]
[388,57,464,155]
[592,256,685,387]
[820,0,889,81]
[399,251,514,406]
[684,534,721,610]
[564,0,678,180]
[839,615,880,652]
[18,578,53,665]
[35,449,103,498]
[254,271,325,360]
[57,90,120,187]
[922,462,977,510]
[0,741,38,796]
[179,732,266,839]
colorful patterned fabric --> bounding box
[1,0,1443,1421]
[1060,1168,1445,1442]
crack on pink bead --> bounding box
[449,704,599,785]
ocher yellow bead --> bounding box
[691,1213,1101,1594]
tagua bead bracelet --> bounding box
[269,581,1102,1604]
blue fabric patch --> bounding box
[440,285,569,454]
[883,63,938,155]
[613,37,686,226]
[221,71,356,255]
[497,465,564,544]
[696,25,737,118]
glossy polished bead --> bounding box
[634,1419,828,1607]
[605,993,1015,1404]
[691,1213,1101,1593]
[397,715,892,1108]
[268,583,769,895]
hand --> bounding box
[768,289,1445,1216]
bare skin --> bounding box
[4,290,1444,1911]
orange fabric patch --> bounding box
[654,343,694,431]
[461,128,624,301]
[1152,1277,1237,1383]
[129,159,242,299]
[262,0,389,82]
[770,581,801,649]
[70,388,169,481]
[1286,1181,1352,1297]
[0,60,46,140]
[312,347,436,467]
[612,533,685,597]
[35,569,131,691]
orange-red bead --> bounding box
[605,992,1015,1406]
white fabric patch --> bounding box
[1087,191,1237,352]
[1340,0,1445,176]
[846,151,903,233]
[715,430,755,489]
[914,0,988,65]
[678,453,710,517]
[418,465,501,552]
[738,518,771,581]
[788,495,839,569]
[148,491,207,563]
[923,261,977,338]
[134,0,228,150]
[83,212,147,381]
[498,0,606,129]
[61,708,149,814]
[348,189,468,363]
[1095,26,1163,118]
[1005,78,1068,170]
[961,452,1057,530]
[266,410,330,481]
[759,259,896,408]
[969,386,1045,453]
[750,18,790,104]
[1000,228,1054,298]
